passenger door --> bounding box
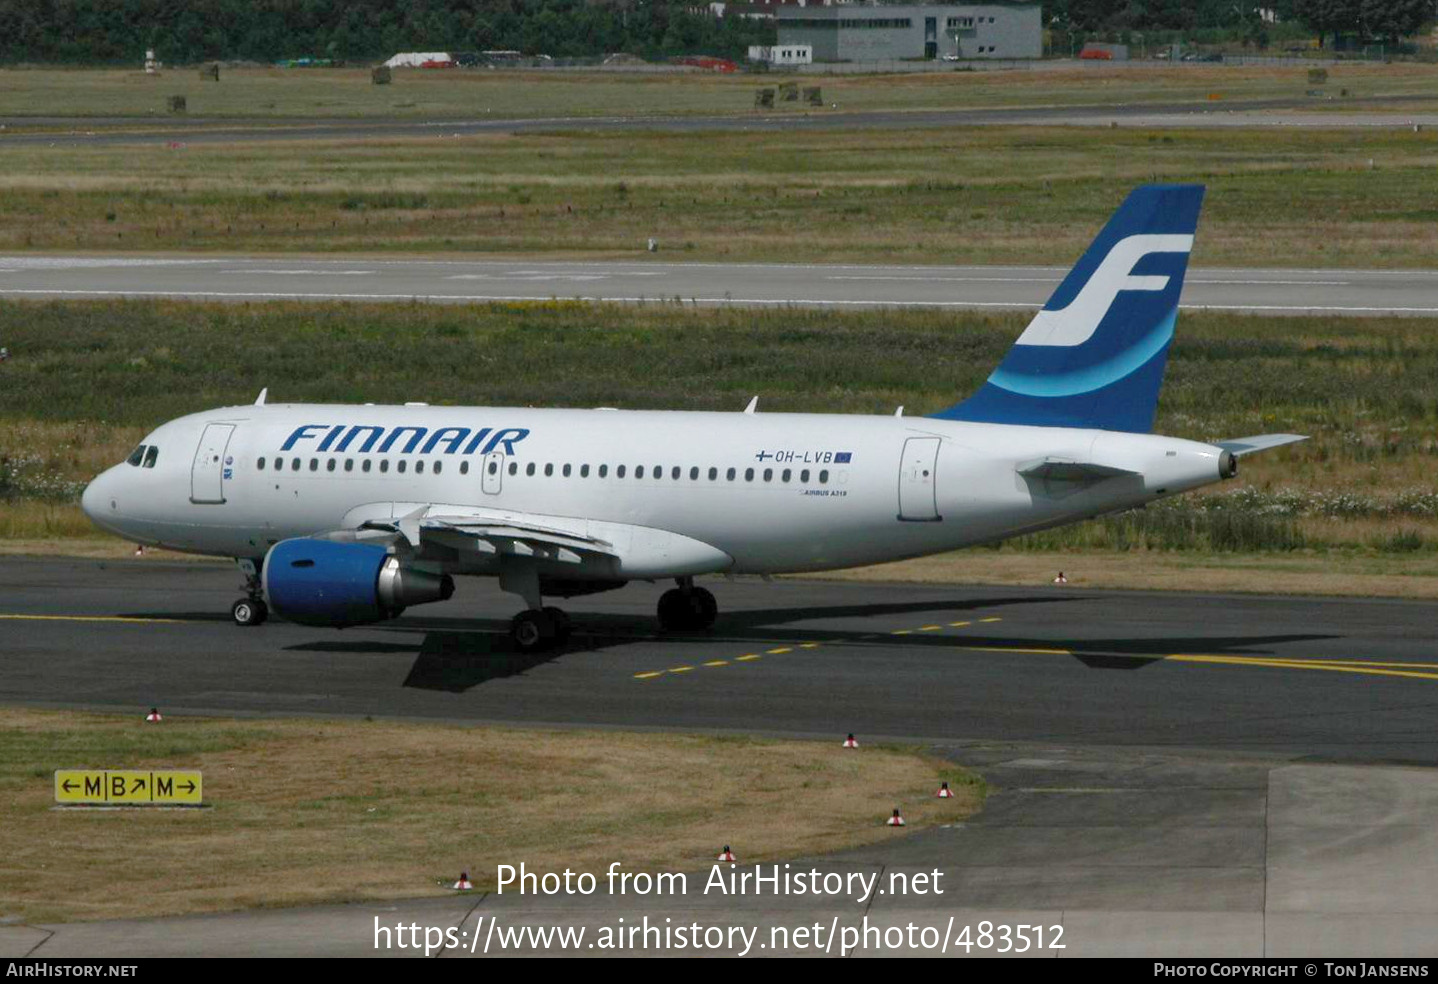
[190,423,235,504]
[897,437,941,522]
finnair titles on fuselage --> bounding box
[83,185,1305,650]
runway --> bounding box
[4,97,1437,147]
[1,255,1434,315]
[5,557,1438,763]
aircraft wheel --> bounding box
[657,589,691,631]
[511,610,556,652]
[232,597,268,627]
[543,606,572,644]
[691,587,718,629]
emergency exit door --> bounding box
[482,451,505,495]
[897,437,941,522]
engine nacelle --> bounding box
[261,538,454,627]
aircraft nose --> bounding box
[81,469,117,527]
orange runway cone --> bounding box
[716,845,736,862]
[842,733,859,749]
[453,872,473,890]
[144,707,162,723]
[936,781,954,799]
[887,808,905,827]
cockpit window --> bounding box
[142,446,159,469]
[126,445,146,467]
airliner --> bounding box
[82,185,1304,651]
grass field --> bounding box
[1,298,1435,573]
[2,64,1434,121]
[0,708,979,923]
[2,122,1438,264]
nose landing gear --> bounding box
[232,596,268,626]
[231,558,268,627]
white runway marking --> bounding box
[219,268,375,276]
[827,275,1063,283]
[2,286,1435,314]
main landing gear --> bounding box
[503,563,574,653]
[231,558,268,627]
[657,577,717,632]
[510,606,572,652]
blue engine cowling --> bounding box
[261,538,455,627]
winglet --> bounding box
[743,396,758,415]
[254,387,268,406]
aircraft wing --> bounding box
[1214,434,1309,457]
[416,515,614,566]
[339,502,731,579]
[351,505,616,565]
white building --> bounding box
[748,44,814,64]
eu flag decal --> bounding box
[834,452,853,464]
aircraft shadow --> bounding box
[275,585,1342,692]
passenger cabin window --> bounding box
[326,458,336,472]
[363,459,373,473]
[508,462,518,476]
[636,466,645,479]
[617,465,626,479]
[345,459,354,472]
[257,457,266,471]
[291,458,301,471]
[433,461,442,475]
[380,460,390,474]
[397,460,407,474]
[544,463,554,477]
[598,465,608,478]
[563,464,572,477]
[581,464,590,478]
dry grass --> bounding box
[819,549,1438,599]
[2,64,1436,121]
[0,708,979,924]
[2,121,1438,264]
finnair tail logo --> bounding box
[1015,233,1193,349]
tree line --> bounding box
[0,0,775,65]
[0,0,1432,65]
[1049,0,1434,43]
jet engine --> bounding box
[261,538,454,627]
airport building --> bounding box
[776,4,1042,62]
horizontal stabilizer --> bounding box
[1018,459,1138,483]
[1214,434,1308,457]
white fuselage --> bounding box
[83,403,1230,578]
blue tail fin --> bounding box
[931,184,1204,433]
